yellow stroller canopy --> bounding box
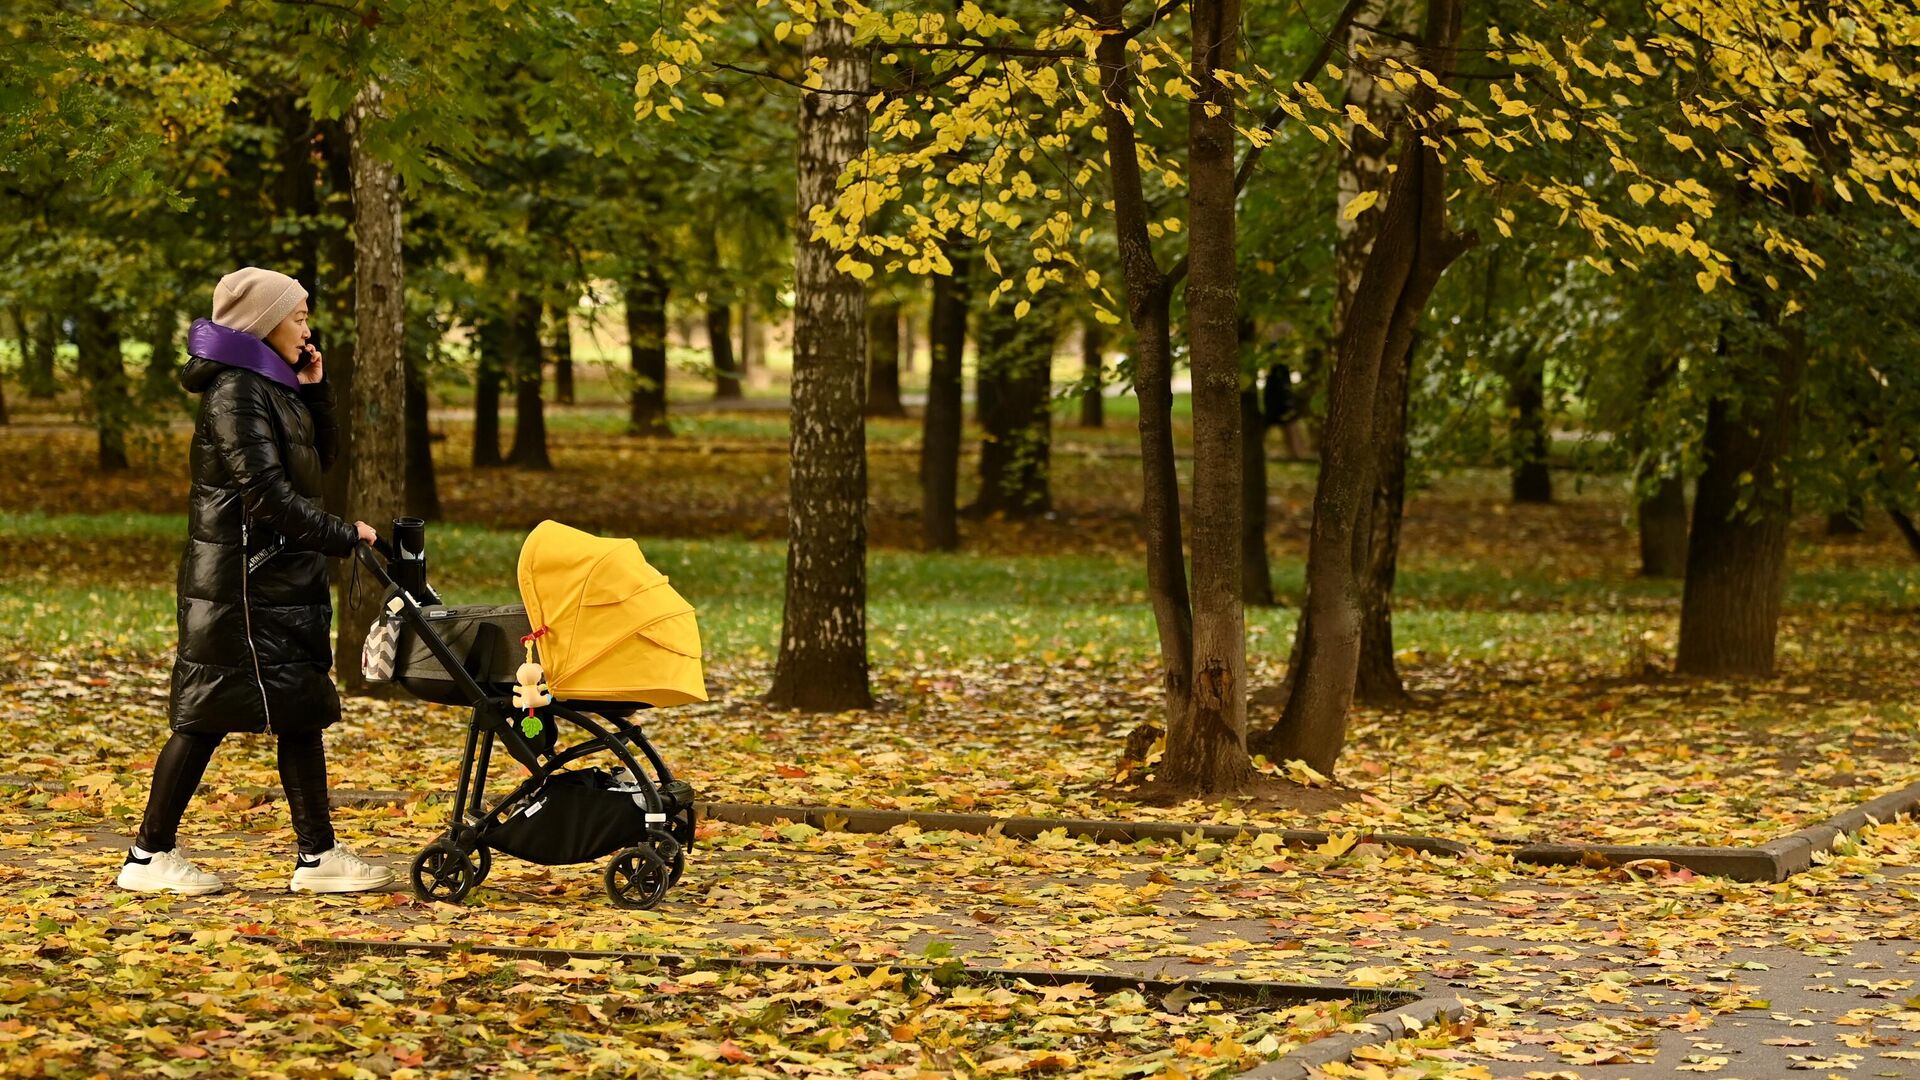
[516,521,708,707]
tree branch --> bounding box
[1125,0,1188,40]
[1230,0,1366,196]
[882,41,1080,60]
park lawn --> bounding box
[3,496,1916,851]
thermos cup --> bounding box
[390,516,440,603]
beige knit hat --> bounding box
[212,267,308,339]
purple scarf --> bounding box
[187,318,302,390]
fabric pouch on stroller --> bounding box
[384,603,531,706]
[484,769,651,866]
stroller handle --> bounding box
[354,538,398,586]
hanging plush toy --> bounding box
[514,627,553,739]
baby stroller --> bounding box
[356,519,706,909]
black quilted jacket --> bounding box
[169,351,359,735]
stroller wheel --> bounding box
[411,841,482,904]
[646,828,686,887]
[605,845,671,910]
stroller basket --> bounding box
[486,770,694,866]
[393,603,530,706]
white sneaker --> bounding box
[289,845,396,894]
[116,847,224,895]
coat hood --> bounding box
[181,318,301,393]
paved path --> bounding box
[7,811,1916,1077]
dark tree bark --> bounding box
[970,294,1056,517]
[472,315,506,466]
[1252,0,1470,773]
[1241,386,1275,606]
[1354,333,1416,706]
[709,301,742,400]
[921,257,971,551]
[738,299,753,377]
[1637,468,1689,578]
[405,343,441,520]
[1676,319,1806,676]
[1080,319,1106,429]
[1158,0,1256,793]
[551,304,575,406]
[626,269,671,437]
[143,308,181,401]
[1890,506,1920,559]
[1095,13,1193,733]
[338,82,409,692]
[317,116,357,520]
[1826,500,1865,536]
[270,93,321,291]
[1508,349,1553,503]
[899,309,915,374]
[865,294,905,417]
[26,311,59,399]
[506,294,551,470]
[767,14,872,711]
[75,303,129,471]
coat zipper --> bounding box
[240,519,275,733]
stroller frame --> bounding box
[355,543,694,908]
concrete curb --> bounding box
[1230,996,1471,1079]
[1513,777,1920,882]
[697,802,1473,859]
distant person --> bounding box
[116,267,394,895]
[1262,362,1311,461]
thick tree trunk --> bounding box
[1355,334,1415,705]
[970,294,1055,517]
[865,294,905,417]
[75,304,129,471]
[1158,0,1255,794]
[767,14,872,711]
[1637,467,1688,578]
[1253,0,1469,773]
[1508,350,1553,503]
[551,305,574,406]
[899,310,915,374]
[1826,500,1865,536]
[26,311,59,399]
[472,316,506,467]
[709,301,742,400]
[1096,15,1193,732]
[271,93,321,291]
[626,270,671,437]
[1676,322,1806,676]
[1241,386,1275,606]
[1080,319,1105,429]
[339,83,408,692]
[506,294,551,469]
[1890,506,1920,559]
[405,343,441,520]
[317,117,357,520]
[921,259,970,551]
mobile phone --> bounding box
[291,337,318,373]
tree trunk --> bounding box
[766,14,872,712]
[26,311,58,399]
[1096,13,1192,732]
[1355,333,1415,706]
[899,309,915,374]
[472,315,506,466]
[317,116,358,520]
[709,301,742,400]
[1508,349,1553,503]
[1156,0,1254,793]
[1253,0,1469,773]
[1637,467,1688,578]
[626,270,671,437]
[970,294,1055,517]
[921,258,970,551]
[1240,386,1274,606]
[1080,319,1105,429]
[1889,506,1920,560]
[738,298,753,377]
[551,304,575,405]
[506,294,551,469]
[1676,321,1806,676]
[338,82,409,693]
[74,303,129,471]
[1826,501,1865,536]
[865,295,905,417]
[405,342,441,520]
[271,93,321,291]
[143,307,181,401]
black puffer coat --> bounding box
[170,341,359,735]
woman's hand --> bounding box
[355,521,377,545]
[297,345,324,386]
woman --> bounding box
[118,267,395,895]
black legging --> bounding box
[137,730,336,856]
